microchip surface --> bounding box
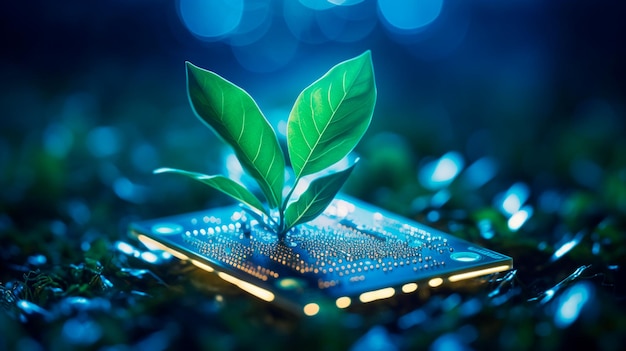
[129,196,512,315]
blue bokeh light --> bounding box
[461,157,497,189]
[378,0,443,32]
[507,205,533,231]
[551,231,585,261]
[62,317,102,345]
[498,182,530,216]
[554,282,592,329]
[228,0,273,47]
[419,151,465,190]
[43,123,74,158]
[86,126,121,158]
[178,0,244,40]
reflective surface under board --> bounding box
[129,195,513,315]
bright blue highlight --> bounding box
[507,205,533,231]
[555,283,592,328]
[419,151,464,190]
[499,182,529,216]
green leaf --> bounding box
[284,160,357,231]
[186,62,285,208]
[154,168,268,216]
[287,51,376,179]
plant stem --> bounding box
[277,177,301,241]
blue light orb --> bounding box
[554,282,593,329]
[378,0,443,31]
[498,182,530,216]
[507,205,533,232]
[419,151,464,190]
[228,0,273,47]
[178,0,244,39]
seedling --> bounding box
[155,51,376,240]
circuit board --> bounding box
[128,195,512,316]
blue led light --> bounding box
[151,223,184,235]
[451,252,481,262]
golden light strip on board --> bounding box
[137,235,189,260]
[191,259,215,272]
[217,272,275,302]
[335,297,352,309]
[359,287,395,303]
[303,303,320,316]
[448,265,511,283]
[402,283,418,293]
[428,277,443,287]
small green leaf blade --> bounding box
[284,161,357,231]
[186,62,285,208]
[287,51,376,179]
[154,167,268,216]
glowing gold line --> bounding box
[448,265,512,282]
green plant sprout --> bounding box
[155,51,376,240]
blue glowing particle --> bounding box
[554,282,592,328]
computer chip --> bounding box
[128,195,512,316]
